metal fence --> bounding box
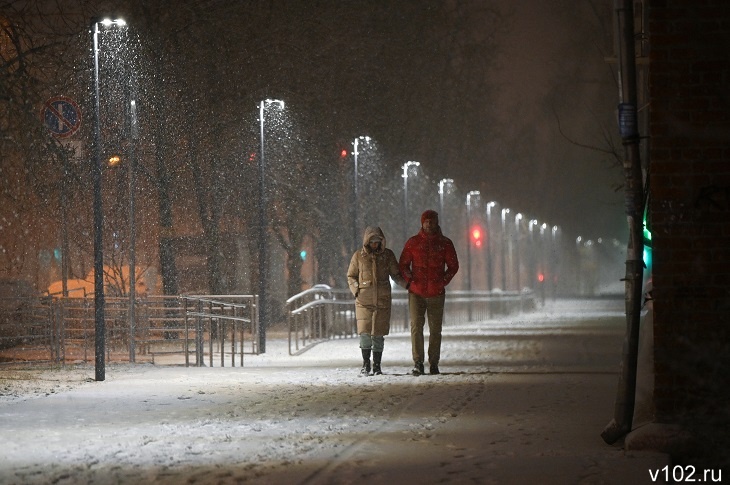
[0,295,258,367]
[1,287,537,364]
[286,286,537,355]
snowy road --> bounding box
[0,298,667,484]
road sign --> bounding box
[42,96,82,138]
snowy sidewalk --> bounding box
[0,298,669,484]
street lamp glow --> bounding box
[101,18,126,27]
[501,208,510,222]
[402,160,420,177]
[438,178,453,195]
[466,190,480,207]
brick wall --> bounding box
[648,0,730,460]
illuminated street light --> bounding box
[528,219,539,290]
[465,191,481,295]
[514,212,523,293]
[438,178,454,234]
[486,201,497,293]
[402,161,420,243]
[501,208,510,290]
[128,98,138,363]
[91,16,127,382]
[257,98,285,353]
[352,135,371,252]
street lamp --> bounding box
[551,225,560,299]
[402,161,420,243]
[257,98,285,354]
[465,191,480,294]
[529,219,539,290]
[128,98,138,363]
[486,202,497,292]
[576,236,583,295]
[514,212,523,293]
[352,135,371,252]
[501,208,510,290]
[91,16,126,382]
[438,178,453,234]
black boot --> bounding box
[360,349,371,376]
[372,351,383,375]
[411,362,425,376]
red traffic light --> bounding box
[537,273,545,283]
[471,226,483,247]
[340,149,348,158]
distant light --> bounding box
[108,155,121,166]
[100,18,126,27]
[264,99,285,109]
[300,250,307,261]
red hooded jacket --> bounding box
[399,226,459,298]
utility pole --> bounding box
[602,0,645,445]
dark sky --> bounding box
[87,0,628,242]
[479,0,625,242]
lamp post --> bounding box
[465,191,480,322]
[352,136,370,252]
[514,213,523,294]
[438,178,453,234]
[551,225,560,300]
[91,17,126,382]
[500,208,510,291]
[576,236,583,295]
[402,161,420,244]
[465,191,480,293]
[257,98,285,354]
[486,202,497,292]
[540,223,548,304]
[128,98,138,363]
[529,219,539,291]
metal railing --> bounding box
[1,289,537,364]
[286,286,538,355]
[180,295,258,367]
[0,295,258,367]
[286,285,357,355]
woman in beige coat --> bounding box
[347,226,406,376]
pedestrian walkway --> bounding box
[0,298,671,484]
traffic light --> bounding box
[537,273,545,283]
[471,226,483,248]
[340,148,348,159]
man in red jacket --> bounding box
[399,210,459,375]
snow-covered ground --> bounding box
[0,298,667,484]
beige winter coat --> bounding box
[347,226,406,336]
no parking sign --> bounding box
[42,96,82,138]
